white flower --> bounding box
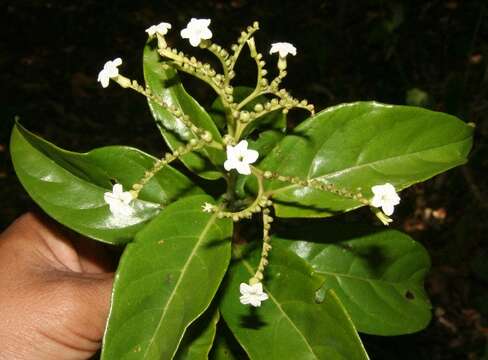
[202,202,214,213]
[104,183,134,216]
[371,183,400,216]
[269,42,297,58]
[97,58,122,88]
[240,282,268,307]
[224,140,259,175]
[180,18,212,47]
[145,22,172,37]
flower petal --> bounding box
[112,184,123,195]
[240,282,252,295]
[113,58,123,66]
[382,203,395,216]
[234,140,248,153]
[249,298,262,307]
[243,149,259,164]
[224,159,235,171]
[235,162,251,175]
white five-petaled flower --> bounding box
[145,22,172,37]
[180,18,212,47]
[104,183,134,217]
[97,58,122,88]
[371,183,400,216]
[269,42,297,58]
[240,282,268,307]
[202,202,214,213]
[224,140,259,176]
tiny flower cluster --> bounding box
[145,22,172,37]
[180,18,213,47]
[269,42,297,58]
[98,18,298,89]
[97,58,122,88]
[97,18,402,310]
[239,282,268,307]
[371,183,400,216]
[104,184,133,216]
[224,140,259,175]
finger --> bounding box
[71,235,118,274]
[7,212,118,274]
[73,273,115,340]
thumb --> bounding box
[68,273,114,342]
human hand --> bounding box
[0,213,115,359]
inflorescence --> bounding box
[97,18,401,307]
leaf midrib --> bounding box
[272,136,470,196]
[142,210,219,359]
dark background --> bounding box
[1,0,487,358]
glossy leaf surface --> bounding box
[102,195,233,360]
[259,102,473,217]
[10,123,201,244]
[143,44,224,179]
[209,325,243,360]
[220,244,369,360]
[175,306,220,360]
[275,221,431,335]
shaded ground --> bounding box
[1,1,487,358]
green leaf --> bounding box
[259,102,473,217]
[175,306,220,360]
[10,123,201,244]
[249,130,285,160]
[220,244,369,360]
[274,221,431,335]
[209,323,246,360]
[102,195,233,360]
[209,338,239,360]
[143,44,224,180]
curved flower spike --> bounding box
[104,183,134,217]
[239,282,268,307]
[97,58,122,88]
[145,22,172,37]
[269,42,297,57]
[371,183,400,216]
[224,140,259,175]
[180,18,212,47]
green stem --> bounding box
[131,141,204,198]
[219,167,266,220]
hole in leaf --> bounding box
[315,287,326,304]
[405,290,415,300]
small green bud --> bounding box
[201,131,213,143]
[263,171,273,179]
[240,111,250,123]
